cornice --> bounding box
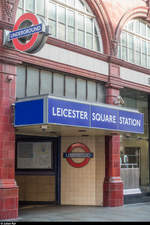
[47,36,108,62]
[0,47,22,65]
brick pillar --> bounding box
[0,0,20,220]
[103,63,124,207]
[0,63,18,220]
[103,135,123,206]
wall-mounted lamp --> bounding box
[113,96,125,105]
[6,75,14,82]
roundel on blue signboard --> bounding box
[10,13,49,54]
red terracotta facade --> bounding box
[0,0,150,220]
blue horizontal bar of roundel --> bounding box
[63,152,94,158]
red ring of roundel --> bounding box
[13,13,39,52]
[66,143,91,168]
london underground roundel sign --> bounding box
[63,143,93,168]
[9,13,49,54]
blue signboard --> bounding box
[118,110,144,133]
[15,99,44,126]
[48,98,90,128]
[14,97,144,134]
[91,105,118,130]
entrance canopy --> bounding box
[14,96,144,134]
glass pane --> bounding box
[93,35,100,51]
[36,0,44,16]
[78,14,84,31]
[67,10,75,27]
[148,42,150,55]
[128,49,134,63]
[135,38,141,52]
[118,45,121,58]
[67,0,75,7]
[59,0,66,3]
[127,21,134,32]
[135,52,141,65]
[128,34,134,49]
[78,30,84,46]
[58,23,66,40]
[122,47,127,60]
[121,32,127,46]
[142,40,146,54]
[53,73,64,97]
[48,20,56,37]
[25,0,34,12]
[77,78,86,101]
[94,25,98,35]
[86,33,93,49]
[87,81,96,102]
[147,26,150,39]
[141,54,147,67]
[40,70,52,95]
[68,27,75,43]
[135,20,140,34]
[65,76,75,99]
[18,0,23,8]
[16,8,23,21]
[16,66,25,98]
[58,6,66,24]
[86,17,93,33]
[48,2,56,20]
[140,21,146,37]
[147,56,150,68]
[97,83,105,103]
[26,67,39,96]
[77,0,85,11]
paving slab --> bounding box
[1,203,150,222]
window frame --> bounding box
[118,18,150,69]
[16,0,103,53]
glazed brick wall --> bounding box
[0,62,18,220]
[0,11,18,217]
[103,135,124,207]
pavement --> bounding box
[4,202,150,222]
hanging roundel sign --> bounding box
[63,143,93,168]
[9,13,49,54]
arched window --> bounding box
[118,19,150,69]
[17,0,103,52]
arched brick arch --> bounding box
[115,6,148,43]
[86,0,114,55]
